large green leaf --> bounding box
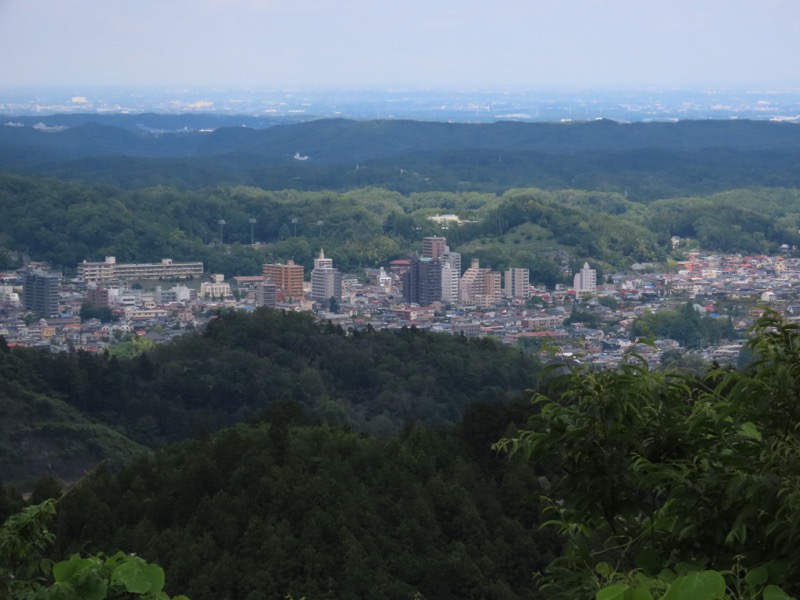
[662,571,725,600]
[596,583,629,600]
[763,585,795,600]
[52,553,94,583]
[744,565,769,587]
[111,557,165,594]
[739,421,762,441]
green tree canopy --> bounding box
[496,311,800,599]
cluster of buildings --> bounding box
[4,244,800,370]
[396,236,592,308]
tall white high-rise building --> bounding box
[441,251,461,304]
[573,262,597,298]
[311,248,341,306]
[314,248,333,270]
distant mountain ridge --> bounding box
[3,117,800,196]
[3,116,800,162]
[1,112,293,132]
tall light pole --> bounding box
[317,220,324,237]
[291,218,298,237]
[249,218,257,245]
[218,219,226,245]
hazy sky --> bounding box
[1,0,798,89]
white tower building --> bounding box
[311,248,341,305]
[441,251,461,304]
[573,262,597,298]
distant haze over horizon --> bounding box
[2,86,800,124]
[1,1,799,90]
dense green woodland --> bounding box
[47,416,555,600]
[2,173,800,279]
[495,312,800,599]
[0,404,552,600]
[0,308,540,482]
[631,301,737,349]
[5,313,800,598]
[4,118,800,198]
[0,308,549,599]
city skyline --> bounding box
[1,0,798,90]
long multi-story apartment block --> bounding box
[77,256,204,282]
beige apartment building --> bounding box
[460,258,501,308]
[77,256,203,282]
[262,259,305,300]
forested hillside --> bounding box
[0,340,145,484]
[3,172,800,278]
[3,118,800,196]
[48,412,554,600]
[0,308,541,483]
[0,308,548,597]
[5,313,800,599]
[4,118,800,276]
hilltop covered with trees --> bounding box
[3,173,800,280]
[0,308,540,483]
